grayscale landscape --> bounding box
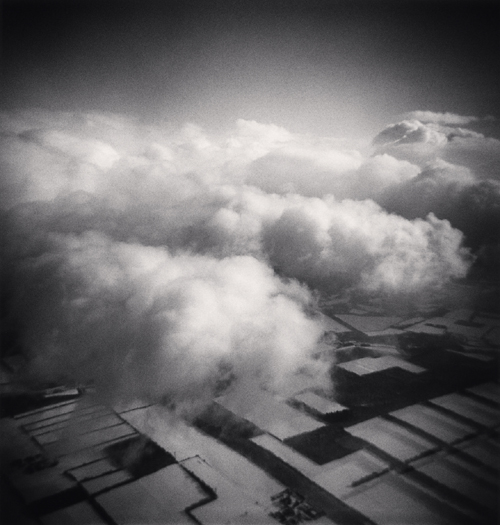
[1,1,499,524]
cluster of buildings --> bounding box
[269,489,325,524]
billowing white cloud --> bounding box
[0,109,478,407]
[261,196,470,294]
[244,142,419,200]
[7,231,323,409]
[246,146,363,197]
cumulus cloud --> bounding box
[374,113,500,278]
[262,196,470,294]
[246,146,362,197]
[3,231,322,409]
[380,160,476,219]
[381,165,500,268]
[0,109,477,407]
[373,115,500,180]
[244,142,419,201]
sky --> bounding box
[1,0,499,408]
[1,0,499,138]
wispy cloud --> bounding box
[401,110,495,126]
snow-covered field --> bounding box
[312,449,387,498]
[456,435,500,467]
[430,393,500,427]
[96,464,205,524]
[393,317,425,328]
[424,317,492,338]
[466,382,500,404]
[67,458,117,482]
[334,315,403,333]
[182,456,276,525]
[44,423,136,457]
[346,418,437,462]
[405,324,446,335]
[362,328,404,338]
[121,405,284,503]
[390,404,475,443]
[414,453,498,511]
[81,470,133,495]
[342,472,457,525]
[251,433,320,477]
[336,356,425,376]
[294,392,347,415]
[316,312,351,333]
[13,400,77,426]
[217,390,325,440]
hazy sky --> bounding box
[2,0,499,138]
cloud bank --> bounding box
[372,117,500,181]
[4,231,323,410]
[372,115,500,277]
[2,108,491,407]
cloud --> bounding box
[373,119,448,148]
[244,143,418,201]
[0,109,477,407]
[401,111,494,126]
[4,229,325,407]
[392,174,500,252]
[380,160,476,220]
[245,146,363,197]
[379,160,500,279]
[373,117,500,180]
[19,128,120,170]
[442,134,500,181]
[261,196,470,295]
[372,115,500,266]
